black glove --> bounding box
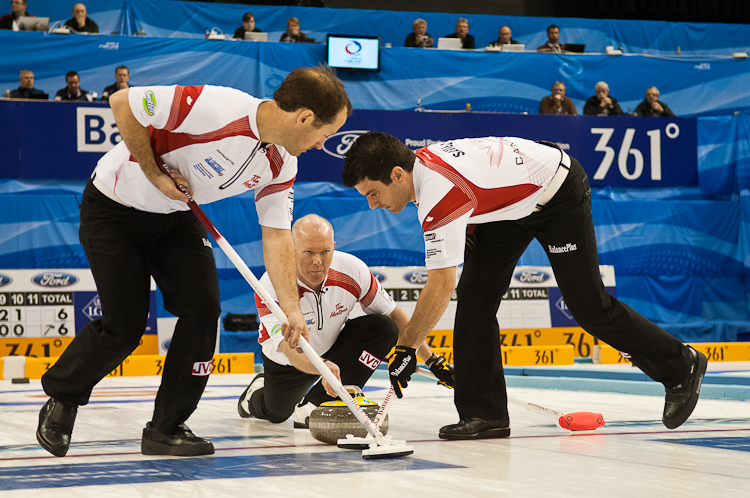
[425,353,454,389]
[388,346,417,398]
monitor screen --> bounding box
[327,35,380,72]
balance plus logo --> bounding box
[359,350,381,371]
[192,359,214,376]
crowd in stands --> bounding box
[0,4,678,116]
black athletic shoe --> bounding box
[663,347,708,429]
[237,373,264,419]
[141,423,215,456]
[36,398,78,457]
[439,417,511,440]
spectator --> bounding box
[280,17,313,43]
[0,0,33,30]
[635,87,676,117]
[539,81,577,115]
[444,18,474,49]
[54,71,93,102]
[488,25,520,47]
[233,12,260,40]
[537,24,563,53]
[63,3,98,33]
[101,66,131,103]
[9,69,47,99]
[404,18,433,48]
[583,81,623,116]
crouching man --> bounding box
[237,214,453,427]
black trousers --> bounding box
[41,179,221,433]
[453,157,692,420]
[249,314,398,423]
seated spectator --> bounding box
[444,18,474,49]
[537,24,563,53]
[488,25,520,47]
[635,87,676,117]
[280,17,313,43]
[0,0,34,31]
[404,18,433,48]
[9,69,47,99]
[101,65,131,103]
[64,3,98,33]
[583,81,623,116]
[233,12,260,40]
[54,71,93,101]
[539,81,577,115]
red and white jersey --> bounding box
[255,251,396,366]
[93,85,297,229]
[414,137,563,270]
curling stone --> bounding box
[308,388,389,445]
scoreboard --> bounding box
[362,265,616,330]
[0,269,156,341]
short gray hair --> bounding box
[412,18,427,29]
[595,81,609,92]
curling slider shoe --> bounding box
[362,439,413,460]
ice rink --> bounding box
[1,367,749,497]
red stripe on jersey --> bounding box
[416,149,542,221]
[422,186,472,232]
[164,85,204,132]
[150,116,257,157]
[266,145,284,179]
[254,293,273,317]
[360,273,380,308]
[325,269,361,299]
[255,177,295,203]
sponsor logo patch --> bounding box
[143,90,156,116]
[192,162,213,178]
[204,156,225,176]
[359,350,381,370]
[192,359,213,376]
[548,243,578,254]
[403,270,428,285]
[242,174,261,189]
[31,272,79,288]
[321,130,370,159]
[513,270,551,284]
[330,303,348,318]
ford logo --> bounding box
[321,130,370,159]
[372,271,387,282]
[0,273,12,287]
[513,270,551,284]
[403,270,428,285]
[31,272,79,288]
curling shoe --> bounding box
[663,346,708,429]
[237,373,264,419]
[141,423,215,456]
[36,398,78,457]
[293,401,317,429]
[439,417,510,440]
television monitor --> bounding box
[437,37,463,50]
[244,31,267,42]
[327,35,380,72]
[17,16,49,32]
[564,43,586,53]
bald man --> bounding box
[488,25,520,47]
[237,214,453,428]
[64,3,98,33]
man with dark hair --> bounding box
[537,24,562,53]
[64,3,98,33]
[444,18,474,49]
[36,66,352,459]
[237,214,454,428]
[9,69,47,99]
[0,0,33,30]
[342,131,707,439]
[234,12,260,39]
[54,71,93,101]
[101,66,131,102]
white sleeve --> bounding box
[127,85,177,130]
[254,154,297,230]
[422,212,470,270]
[254,273,288,363]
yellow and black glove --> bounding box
[388,346,417,398]
[425,352,454,389]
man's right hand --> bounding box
[282,309,310,349]
[147,167,191,203]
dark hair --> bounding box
[65,71,79,81]
[547,24,559,33]
[274,65,353,127]
[242,12,254,23]
[342,131,415,187]
[115,65,129,74]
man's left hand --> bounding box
[388,346,417,398]
[425,353,454,389]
